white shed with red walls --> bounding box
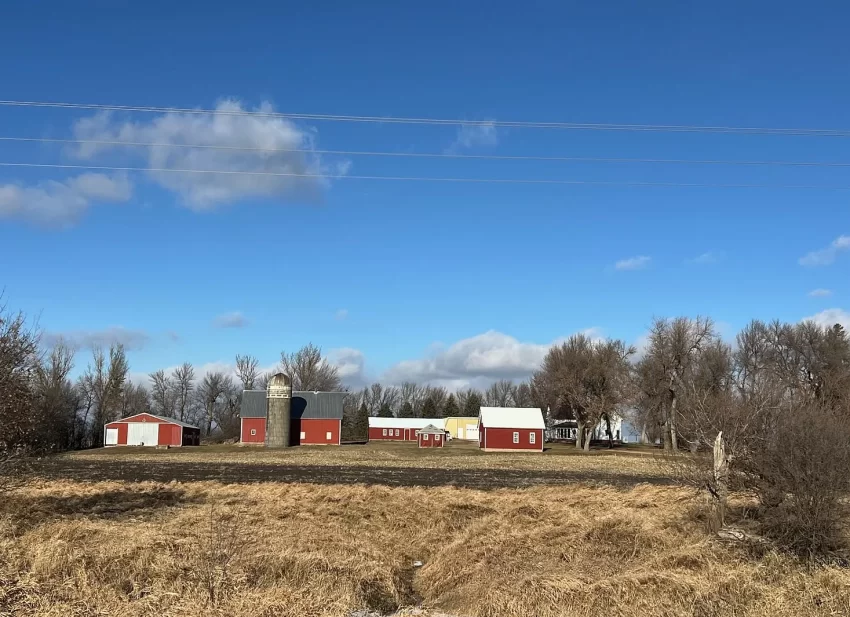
[104,413,201,447]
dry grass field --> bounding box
[1,444,848,617]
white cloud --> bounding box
[799,235,850,267]
[381,328,602,390]
[689,251,723,265]
[71,99,347,209]
[0,173,132,226]
[808,288,833,298]
[446,121,498,153]
[213,311,247,328]
[802,308,850,331]
[335,308,349,321]
[328,347,367,388]
[614,255,651,271]
[43,326,149,351]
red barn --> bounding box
[418,424,445,448]
[239,390,347,446]
[368,417,443,441]
[104,413,200,447]
[478,407,545,452]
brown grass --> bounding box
[56,441,664,474]
[1,471,848,616]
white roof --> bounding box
[479,407,545,430]
[368,417,443,429]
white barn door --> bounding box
[465,424,479,440]
[127,423,159,446]
[105,428,118,445]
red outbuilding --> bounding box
[368,417,443,441]
[417,424,445,448]
[478,407,545,452]
[104,413,201,447]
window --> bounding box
[529,432,536,445]
[250,429,257,436]
[300,431,306,439]
[435,434,441,441]
[513,431,519,444]
[382,429,387,436]
[395,429,400,436]
[326,432,332,440]
[423,434,429,441]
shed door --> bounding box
[127,422,159,446]
[105,428,118,445]
[465,424,479,440]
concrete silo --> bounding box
[266,373,292,448]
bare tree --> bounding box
[513,381,534,408]
[172,362,195,422]
[533,334,634,450]
[0,299,40,451]
[483,379,515,407]
[149,369,174,417]
[197,371,231,436]
[643,317,715,450]
[84,344,129,447]
[121,382,152,417]
[235,354,260,391]
[32,340,78,451]
[279,343,342,391]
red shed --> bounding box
[478,407,544,452]
[104,413,201,447]
[418,424,445,448]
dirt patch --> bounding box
[19,457,673,489]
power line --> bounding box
[2,136,850,168]
[1,99,849,136]
[2,161,849,190]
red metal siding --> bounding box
[300,419,341,445]
[369,427,410,441]
[481,427,543,450]
[157,423,180,446]
[105,422,128,445]
[418,433,444,448]
[242,418,266,443]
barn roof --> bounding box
[418,424,445,434]
[240,390,347,419]
[480,407,545,430]
[112,413,200,429]
[368,417,443,429]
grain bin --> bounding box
[266,373,292,448]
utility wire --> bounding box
[2,162,849,190]
[1,100,849,136]
[2,136,850,168]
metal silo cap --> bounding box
[267,373,292,399]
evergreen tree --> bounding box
[421,398,439,418]
[398,401,415,418]
[464,391,483,417]
[442,393,459,418]
[377,402,393,417]
[354,402,370,440]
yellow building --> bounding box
[443,417,480,441]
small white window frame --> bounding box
[529,432,536,445]
[382,428,387,436]
[250,428,257,436]
[423,434,429,441]
[395,429,400,436]
[513,431,520,444]
[300,431,306,439]
[326,431,332,440]
[435,434,441,441]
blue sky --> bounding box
[1,1,848,389]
